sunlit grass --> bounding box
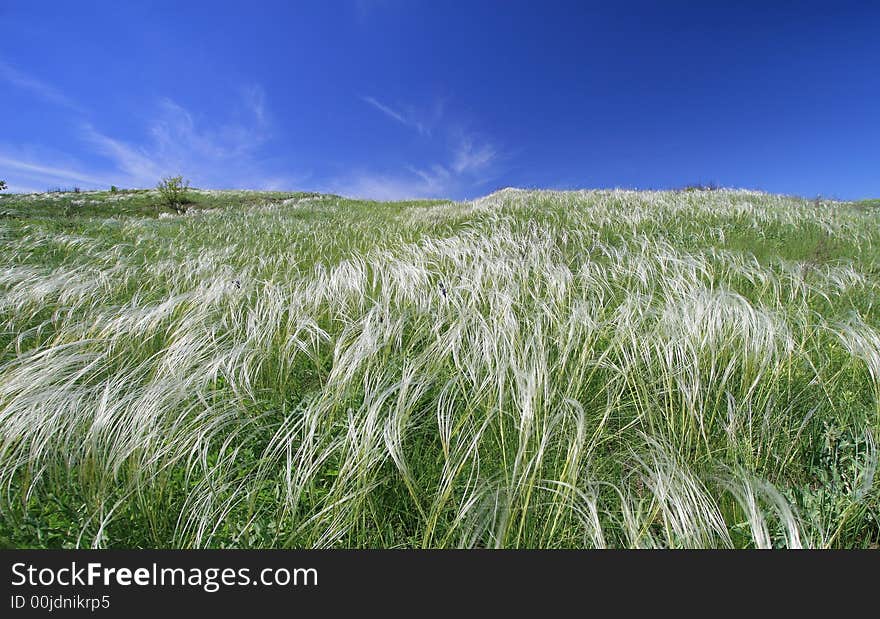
[0,187,877,548]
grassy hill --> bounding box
[0,187,878,548]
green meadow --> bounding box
[0,187,877,548]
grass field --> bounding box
[0,187,878,548]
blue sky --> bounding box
[1,1,878,199]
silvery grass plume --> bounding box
[0,187,878,548]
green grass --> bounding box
[0,187,878,548]
[0,188,327,221]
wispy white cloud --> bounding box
[79,127,163,185]
[1,83,302,192]
[243,84,268,126]
[0,147,118,192]
[81,93,287,189]
[0,61,84,112]
[326,133,500,200]
[0,63,502,199]
[452,137,496,174]
[334,95,501,200]
[324,173,429,202]
[361,95,430,136]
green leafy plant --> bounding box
[157,175,191,214]
[0,180,7,191]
